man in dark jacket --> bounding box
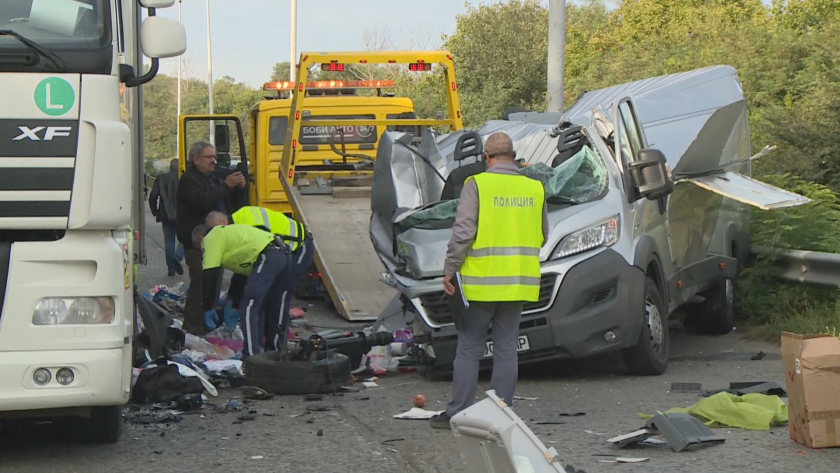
[149,159,184,276]
[176,141,245,334]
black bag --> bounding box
[132,364,205,404]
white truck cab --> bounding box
[0,0,184,443]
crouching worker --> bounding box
[191,223,294,360]
[205,207,314,352]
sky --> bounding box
[152,0,772,89]
[153,0,513,89]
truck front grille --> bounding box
[418,274,558,325]
[0,119,78,222]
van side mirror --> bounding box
[628,149,674,200]
[214,124,231,154]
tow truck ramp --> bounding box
[281,173,396,322]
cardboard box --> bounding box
[781,332,840,448]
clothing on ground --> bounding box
[445,301,523,417]
[639,391,788,431]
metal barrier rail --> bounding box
[752,246,840,288]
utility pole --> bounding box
[290,0,297,81]
[546,0,566,113]
[176,0,182,154]
[205,0,215,144]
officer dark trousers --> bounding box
[239,245,293,360]
[266,232,315,352]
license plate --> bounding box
[484,336,530,358]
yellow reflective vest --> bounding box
[460,172,545,302]
[231,206,305,252]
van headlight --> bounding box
[33,297,116,325]
[553,216,620,259]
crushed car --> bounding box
[369,65,811,378]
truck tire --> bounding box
[696,279,735,335]
[622,276,669,376]
[66,406,123,444]
[243,350,351,395]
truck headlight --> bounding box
[33,297,116,325]
[553,216,620,259]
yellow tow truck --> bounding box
[178,50,463,321]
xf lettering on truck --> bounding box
[12,125,73,141]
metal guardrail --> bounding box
[752,246,840,288]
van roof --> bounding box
[253,94,414,113]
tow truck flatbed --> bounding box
[285,179,396,321]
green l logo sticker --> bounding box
[35,77,75,116]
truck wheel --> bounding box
[622,277,669,376]
[698,279,735,335]
[243,350,351,395]
[65,406,123,444]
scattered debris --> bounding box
[559,412,586,417]
[381,438,405,446]
[316,429,324,437]
[413,394,426,408]
[609,413,725,452]
[303,394,323,402]
[701,381,786,398]
[306,405,339,413]
[639,391,788,430]
[393,407,443,420]
[251,456,264,460]
[240,386,274,400]
[751,351,766,361]
[514,396,539,401]
[125,408,182,425]
[598,457,650,464]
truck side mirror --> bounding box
[214,124,231,154]
[628,149,674,200]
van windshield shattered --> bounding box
[395,144,609,231]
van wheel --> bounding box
[622,277,669,376]
[698,279,735,335]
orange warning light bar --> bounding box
[263,80,396,91]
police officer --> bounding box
[205,207,314,352]
[430,131,548,429]
[191,223,294,360]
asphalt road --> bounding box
[1,207,837,472]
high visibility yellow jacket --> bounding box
[231,206,305,252]
[459,172,545,302]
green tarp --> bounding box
[639,392,788,431]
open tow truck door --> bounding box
[177,114,253,209]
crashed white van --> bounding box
[369,65,810,376]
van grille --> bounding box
[418,274,558,325]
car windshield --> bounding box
[0,0,109,50]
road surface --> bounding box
[0,207,836,473]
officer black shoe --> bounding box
[429,412,452,430]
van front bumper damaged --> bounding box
[411,249,645,373]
